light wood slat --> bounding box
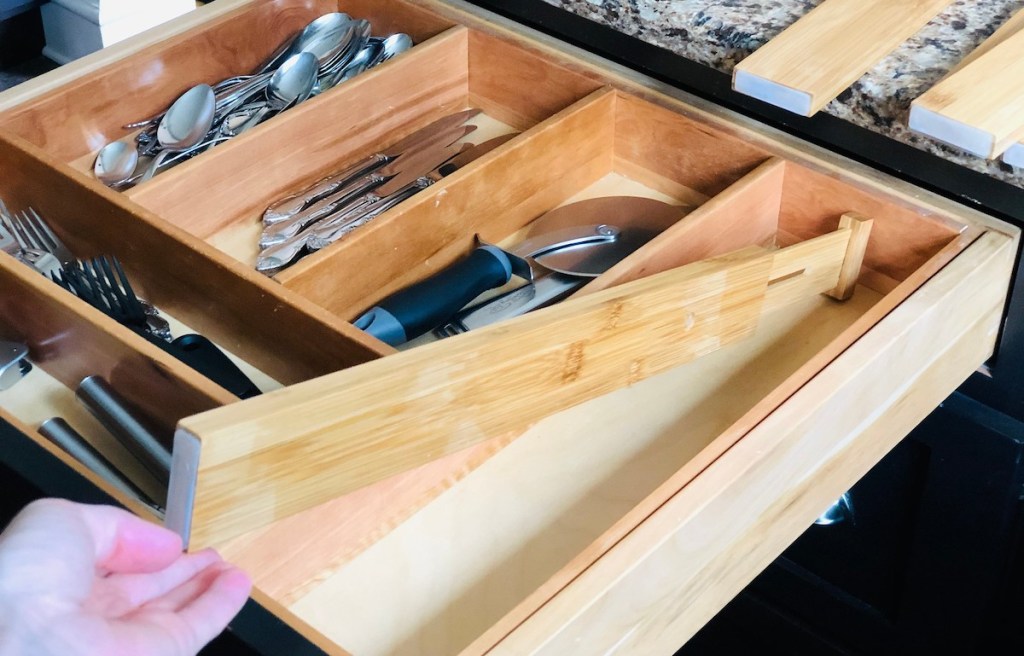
[910,25,1024,158]
[949,7,1024,75]
[172,230,857,549]
[488,230,1013,656]
[457,230,972,656]
[218,431,515,604]
[733,0,953,117]
[828,212,874,300]
[974,10,1024,166]
[581,157,784,295]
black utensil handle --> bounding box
[354,245,514,346]
[135,330,261,399]
[170,334,263,400]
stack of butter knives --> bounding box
[256,108,518,274]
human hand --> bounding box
[0,499,251,656]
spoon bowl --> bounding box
[293,13,355,69]
[377,33,414,63]
[270,51,319,107]
[157,83,216,150]
[93,141,139,186]
[140,84,217,183]
[234,52,318,136]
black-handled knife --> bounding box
[354,245,518,346]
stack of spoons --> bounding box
[93,12,414,189]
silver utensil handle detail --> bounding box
[263,153,389,224]
[259,174,384,245]
[307,182,425,249]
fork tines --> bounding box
[0,203,75,266]
[56,256,149,330]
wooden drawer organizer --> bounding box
[0,0,1017,654]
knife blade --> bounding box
[263,108,481,223]
[435,272,585,337]
[352,223,618,346]
[304,133,521,251]
[259,125,476,247]
[256,140,466,273]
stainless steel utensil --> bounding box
[39,417,164,512]
[0,340,32,390]
[94,141,140,187]
[262,108,481,223]
[261,12,354,73]
[76,375,171,486]
[233,52,318,136]
[259,124,477,245]
[55,256,262,399]
[355,196,687,345]
[433,273,585,337]
[304,133,518,250]
[256,139,466,272]
[139,84,216,183]
[353,224,619,345]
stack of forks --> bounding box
[0,200,64,279]
[0,199,173,341]
[0,198,260,397]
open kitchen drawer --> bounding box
[0,0,1018,654]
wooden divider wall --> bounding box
[0,0,455,165]
[0,134,389,384]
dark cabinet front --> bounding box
[680,393,1024,655]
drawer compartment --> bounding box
[0,0,1017,655]
[0,0,456,173]
[123,25,604,273]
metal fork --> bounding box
[53,256,151,332]
[7,208,75,266]
[0,199,20,257]
[9,208,172,340]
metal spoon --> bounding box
[265,13,354,74]
[234,52,318,136]
[93,141,140,187]
[111,136,232,189]
[375,33,414,64]
[318,39,378,94]
[139,84,216,183]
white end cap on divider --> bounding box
[733,69,814,117]
[909,104,996,159]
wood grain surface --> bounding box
[911,20,1024,158]
[734,0,953,116]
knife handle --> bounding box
[76,376,171,487]
[39,417,163,512]
[262,153,388,224]
[138,330,262,399]
[354,245,514,346]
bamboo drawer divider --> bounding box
[910,20,1024,159]
[170,215,871,549]
[0,1,1018,653]
[733,0,954,117]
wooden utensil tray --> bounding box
[0,0,1017,654]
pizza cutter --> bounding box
[354,196,686,346]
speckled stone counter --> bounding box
[541,0,1024,188]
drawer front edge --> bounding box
[489,231,1016,654]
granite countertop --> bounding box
[542,0,1024,189]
